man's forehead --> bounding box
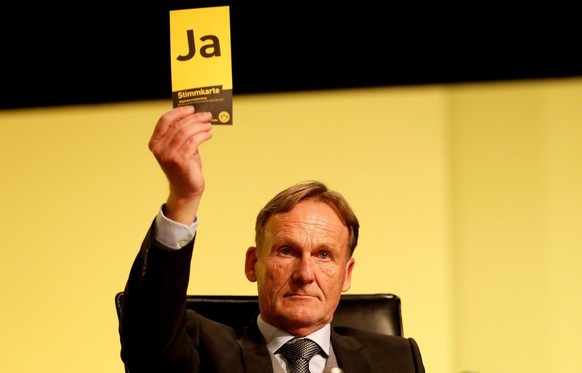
[266,202,347,238]
[270,201,342,224]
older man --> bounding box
[119,106,425,373]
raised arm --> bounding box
[148,106,213,225]
[120,106,213,373]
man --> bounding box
[119,106,425,372]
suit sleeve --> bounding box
[119,219,200,373]
[408,338,425,373]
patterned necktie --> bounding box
[278,338,321,373]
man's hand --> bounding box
[148,106,213,225]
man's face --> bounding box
[245,199,355,336]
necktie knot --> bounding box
[278,338,321,373]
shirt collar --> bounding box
[256,314,331,357]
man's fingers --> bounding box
[165,113,212,151]
[178,127,213,159]
[148,106,196,150]
[164,120,212,160]
[149,109,212,154]
[150,114,212,166]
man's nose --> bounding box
[292,254,315,283]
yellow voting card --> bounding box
[169,6,233,124]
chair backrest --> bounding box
[115,292,403,337]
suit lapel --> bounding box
[238,319,276,373]
[331,328,372,373]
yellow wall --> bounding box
[1,79,580,373]
[450,79,582,373]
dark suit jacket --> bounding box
[119,222,425,373]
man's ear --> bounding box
[245,246,258,282]
[342,257,355,292]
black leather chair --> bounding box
[115,292,403,336]
[115,292,403,371]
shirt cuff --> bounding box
[154,206,198,250]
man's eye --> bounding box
[318,251,331,260]
[279,247,292,256]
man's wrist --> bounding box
[165,193,201,225]
[154,205,198,250]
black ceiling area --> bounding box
[2,1,581,110]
